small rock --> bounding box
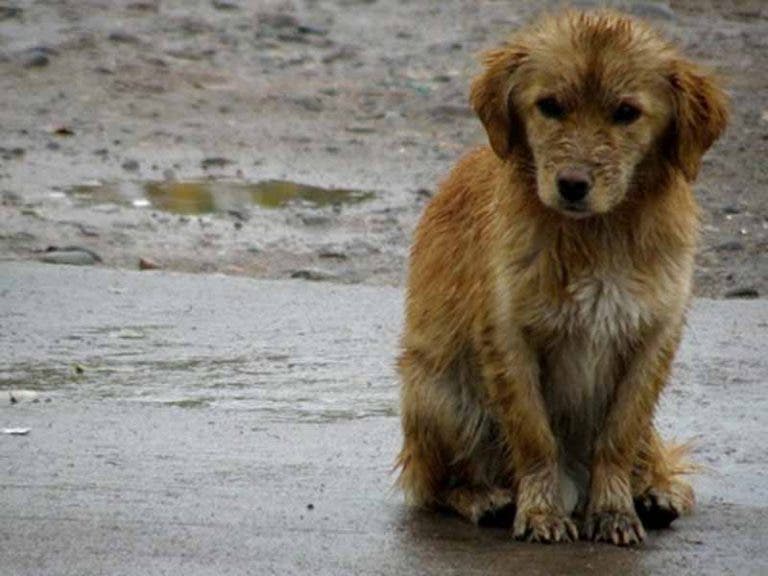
[212,0,239,10]
[201,156,233,170]
[108,30,141,44]
[414,188,433,199]
[318,248,347,260]
[722,205,742,215]
[345,125,376,134]
[290,268,337,282]
[121,159,140,172]
[41,246,101,266]
[714,240,744,252]
[52,125,75,137]
[307,503,314,510]
[291,96,324,112]
[259,13,299,30]
[7,390,40,404]
[0,146,26,160]
[139,257,160,270]
[46,141,61,150]
[162,168,176,180]
[300,214,331,226]
[0,6,23,20]
[724,286,759,299]
[22,48,50,68]
[1,428,30,436]
[1,190,21,205]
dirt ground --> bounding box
[0,0,766,297]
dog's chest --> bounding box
[529,274,653,451]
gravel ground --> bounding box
[0,0,766,296]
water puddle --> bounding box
[66,179,375,215]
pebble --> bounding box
[300,214,331,226]
[1,428,30,436]
[7,390,40,404]
[290,268,338,282]
[201,157,233,170]
[724,286,759,299]
[41,246,102,266]
[108,30,141,44]
[0,6,23,20]
[212,0,239,10]
[318,248,348,260]
[22,48,50,68]
[139,257,160,270]
[122,159,140,172]
[714,240,744,252]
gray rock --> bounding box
[200,157,233,170]
[212,0,239,10]
[724,286,759,299]
[40,246,102,266]
[23,49,50,68]
[300,213,331,226]
[289,268,338,282]
[121,159,140,172]
[715,240,745,252]
[0,6,23,20]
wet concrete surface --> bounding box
[1,262,768,575]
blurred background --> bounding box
[1,0,766,295]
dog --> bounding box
[396,10,727,546]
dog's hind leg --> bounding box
[631,427,695,529]
[396,348,514,524]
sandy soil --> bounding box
[0,0,766,296]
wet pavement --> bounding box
[1,262,767,575]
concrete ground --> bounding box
[1,262,767,575]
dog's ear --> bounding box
[667,61,728,181]
[470,45,528,159]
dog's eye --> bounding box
[613,102,642,125]
[536,97,566,120]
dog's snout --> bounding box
[557,168,592,203]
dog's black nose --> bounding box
[557,169,592,203]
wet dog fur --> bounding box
[396,11,727,545]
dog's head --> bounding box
[471,11,728,218]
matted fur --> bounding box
[397,10,726,546]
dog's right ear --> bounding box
[470,45,528,159]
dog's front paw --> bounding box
[634,481,694,530]
[514,509,578,543]
[584,510,646,546]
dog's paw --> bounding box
[513,509,578,543]
[444,487,515,525]
[634,481,694,530]
[584,510,646,546]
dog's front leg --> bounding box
[479,325,577,543]
[586,322,683,545]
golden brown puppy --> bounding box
[396,10,727,546]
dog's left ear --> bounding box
[470,45,528,159]
[667,61,729,181]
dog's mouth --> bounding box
[558,202,594,219]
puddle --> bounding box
[66,180,375,215]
